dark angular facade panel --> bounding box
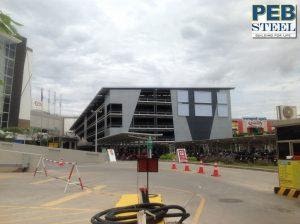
[186,89,217,140]
[9,37,27,127]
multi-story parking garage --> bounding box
[71,87,234,151]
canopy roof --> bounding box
[96,132,162,145]
[175,134,276,146]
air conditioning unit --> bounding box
[276,106,297,120]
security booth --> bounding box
[273,119,300,198]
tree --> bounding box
[0,11,22,37]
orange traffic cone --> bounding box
[211,162,220,177]
[197,160,205,174]
[184,163,190,172]
[171,161,177,170]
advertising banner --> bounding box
[176,148,188,163]
[107,149,117,162]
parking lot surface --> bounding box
[0,161,299,224]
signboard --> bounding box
[107,149,116,162]
[247,119,263,128]
[32,100,43,111]
[176,148,188,163]
[137,158,158,172]
[278,160,300,189]
[252,4,297,39]
[146,136,153,158]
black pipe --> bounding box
[91,203,190,224]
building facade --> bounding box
[71,87,233,146]
[30,107,77,136]
[0,32,32,128]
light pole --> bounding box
[91,110,98,152]
[91,94,103,153]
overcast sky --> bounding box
[1,0,300,118]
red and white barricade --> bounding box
[33,155,84,193]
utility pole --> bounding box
[48,89,51,113]
[59,94,62,116]
[53,91,56,115]
[40,88,43,145]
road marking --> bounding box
[41,185,105,207]
[41,191,92,207]
[161,168,198,175]
[0,205,98,212]
[0,206,25,211]
[0,175,14,180]
[93,185,105,190]
[183,193,197,208]
[0,210,45,218]
[153,185,194,194]
[48,219,88,224]
[31,175,67,185]
[192,197,206,224]
[0,211,86,224]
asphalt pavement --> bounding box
[0,161,299,224]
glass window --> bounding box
[217,92,227,104]
[2,113,8,122]
[293,143,300,156]
[278,143,290,159]
[178,103,189,116]
[195,104,212,117]
[5,85,12,94]
[9,48,15,59]
[7,67,14,77]
[3,103,9,113]
[2,122,7,128]
[217,105,229,117]
[4,96,10,104]
[107,104,122,113]
[5,45,9,57]
[5,77,12,85]
[194,91,211,103]
[177,90,188,103]
[5,59,14,69]
[10,44,16,51]
[110,116,122,127]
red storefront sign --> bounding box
[247,120,263,128]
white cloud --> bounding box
[1,0,299,118]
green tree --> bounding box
[0,11,22,37]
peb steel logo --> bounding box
[252,4,297,38]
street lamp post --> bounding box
[92,94,103,153]
[91,110,98,153]
[95,111,97,153]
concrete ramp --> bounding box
[0,141,106,172]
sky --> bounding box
[1,0,300,118]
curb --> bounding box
[274,187,300,199]
[160,160,277,173]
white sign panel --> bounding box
[107,149,117,162]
